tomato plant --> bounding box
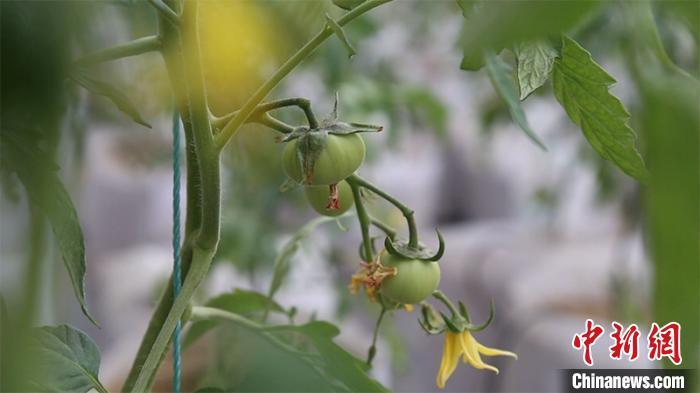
[2,0,698,392]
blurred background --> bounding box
[1,1,698,392]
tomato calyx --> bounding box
[383,228,445,262]
[280,94,383,143]
[420,292,496,335]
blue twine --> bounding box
[171,109,182,393]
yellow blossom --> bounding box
[436,330,517,389]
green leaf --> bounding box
[484,53,547,150]
[194,388,226,393]
[29,325,107,393]
[0,130,97,325]
[184,289,285,348]
[515,41,558,99]
[552,36,649,181]
[288,321,388,392]
[460,1,600,62]
[70,71,151,128]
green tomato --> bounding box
[380,252,441,304]
[304,181,354,217]
[282,133,365,185]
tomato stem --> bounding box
[72,35,161,67]
[366,306,387,367]
[369,215,396,239]
[349,179,374,261]
[432,290,460,318]
[347,174,420,249]
[214,0,393,151]
[211,97,318,132]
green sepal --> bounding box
[440,312,463,333]
[324,121,383,136]
[464,300,495,332]
[296,132,328,184]
[458,301,470,323]
[280,126,311,142]
[419,303,446,335]
[383,229,444,261]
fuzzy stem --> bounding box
[369,216,396,239]
[211,98,316,130]
[123,1,220,390]
[366,307,386,366]
[73,36,161,67]
[348,178,374,261]
[148,0,179,26]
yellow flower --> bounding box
[436,330,517,389]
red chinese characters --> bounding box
[647,322,682,365]
[572,320,682,366]
[572,319,605,366]
[609,322,640,361]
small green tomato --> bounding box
[282,133,365,185]
[304,181,354,217]
[380,251,441,304]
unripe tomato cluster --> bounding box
[282,129,440,305]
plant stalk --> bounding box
[73,36,161,67]
[348,174,419,248]
[348,179,374,261]
[215,0,392,150]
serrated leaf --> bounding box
[484,53,547,150]
[460,1,600,62]
[71,71,151,128]
[552,36,649,181]
[515,41,558,99]
[288,321,389,392]
[29,325,107,393]
[184,289,286,348]
[0,130,97,325]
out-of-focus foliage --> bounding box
[484,52,546,149]
[1,1,97,325]
[27,325,107,393]
[640,71,699,371]
[185,290,388,392]
[459,1,600,67]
